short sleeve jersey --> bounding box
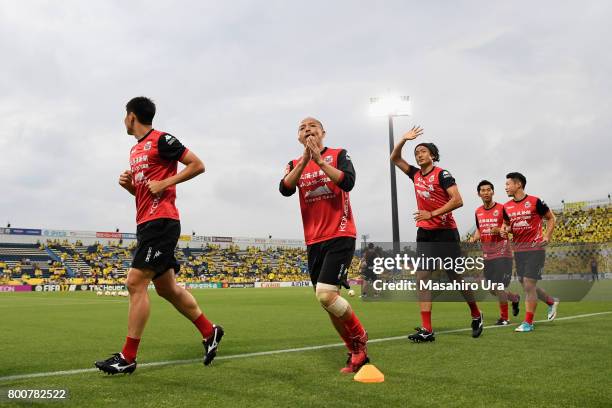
[129,129,188,225]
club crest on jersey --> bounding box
[324,155,333,164]
[493,210,499,216]
[144,141,152,151]
[525,201,531,208]
[429,175,435,182]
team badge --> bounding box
[144,141,152,151]
[525,201,531,208]
[324,156,333,164]
[429,175,435,182]
[493,210,499,216]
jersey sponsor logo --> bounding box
[514,220,530,228]
[134,171,145,183]
[417,190,431,199]
[305,184,333,198]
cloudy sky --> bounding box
[1,1,610,242]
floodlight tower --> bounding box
[369,94,411,252]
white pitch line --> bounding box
[1,311,610,383]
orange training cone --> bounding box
[354,364,384,383]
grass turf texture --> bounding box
[1,284,611,407]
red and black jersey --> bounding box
[129,129,188,225]
[475,202,512,259]
[404,165,457,230]
[279,147,357,245]
[503,195,550,252]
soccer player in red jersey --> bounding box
[391,126,483,342]
[502,172,559,333]
[280,117,369,373]
[470,180,520,325]
[95,97,223,374]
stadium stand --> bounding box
[2,199,609,286]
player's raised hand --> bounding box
[301,145,312,164]
[402,126,424,141]
[118,170,133,188]
[306,137,323,164]
[146,179,168,197]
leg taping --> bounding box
[325,296,350,318]
[316,283,348,317]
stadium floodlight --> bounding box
[369,95,411,117]
[369,94,411,252]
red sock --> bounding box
[525,311,535,324]
[499,302,509,321]
[420,311,432,332]
[121,336,140,363]
[467,301,481,318]
[343,311,366,338]
[330,314,352,350]
[544,296,554,306]
[339,331,352,350]
[193,313,214,340]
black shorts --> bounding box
[307,237,356,287]
[483,257,513,287]
[514,250,545,281]
[416,228,462,272]
[362,266,376,282]
[132,218,181,279]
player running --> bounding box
[279,117,369,373]
[360,243,378,298]
[503,172,559,333]
[391,126,483,342]
[470,180,520,325]
[95,97,223,375]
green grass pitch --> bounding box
[1,283,611,407]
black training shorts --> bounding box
[131,218,181,279]
[483,257,513,287]
[514,250,545,281]
[307,237,356,287]
[415,228,462,273]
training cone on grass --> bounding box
[354,364,384,383]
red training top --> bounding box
[129,129,188,225]
[503,195,550,252]
[280,147,357,245]
[405,165,458,230]
[475,202,512,259]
